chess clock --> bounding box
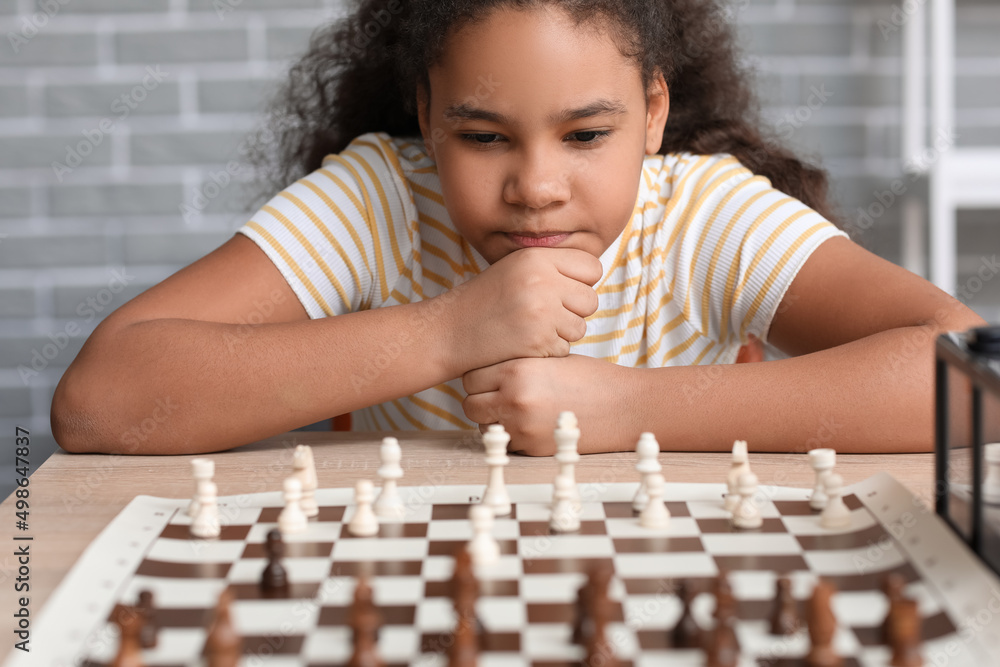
[935,324,1000,575]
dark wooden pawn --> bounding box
[671,580,701,648]
[770,576,800,636]
[805,579,842,667]
[450,545,484,636]
[260,528,290,596]
[137,589,157,649]
[881,572,906,645]
[348,577,384,667]
[584,590,620,667]
[889,597,923,667]
[205,589,242,667]
[705,601,739,667]
[448,614,479,667]
[110,604,144,667]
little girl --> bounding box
[51,0,985,456]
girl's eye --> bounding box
[459,130,612,148]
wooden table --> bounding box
[0,430,935,662]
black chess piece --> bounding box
[260,528,290,596]
[137,589,158,649]
[671,580,701,648]
[770,576,800,636]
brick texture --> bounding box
[0,0,998,487]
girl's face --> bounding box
[417,5,669,265]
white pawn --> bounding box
[348,479,379,537]
[732,472,763,530]
[293,445,319,518]
[467,504,500,566]
[482,425,512,517]
[632,432,662,512]
[187,457,215,517]
[554,412,582,512]
[809,448,836,510]
[374,437,406,520]
[190,480,220,539]
[819,473,851,529]
[550,473,581,533]
[639,472,671,529]
[278,476,308,535]
[724,440,750,513]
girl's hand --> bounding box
[445,248,602,375]
[461,354,635,456]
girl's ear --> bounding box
[416,83,435,160]
[645,71,669,155]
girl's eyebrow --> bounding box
[442,98,628,127]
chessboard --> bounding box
[13,473,1000,667]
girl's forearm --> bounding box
[629,323,978,454]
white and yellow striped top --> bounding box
[237,131,848,431]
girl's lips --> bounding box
[507,233,571,248]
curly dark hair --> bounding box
[245,0,845,229]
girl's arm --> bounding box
[632,236,987,454]
[51,234,463,455]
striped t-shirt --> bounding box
[237,131,848,431]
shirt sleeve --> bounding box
[235,132,416,319]
[669,154,850,347]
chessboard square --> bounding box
[518,520,607,537]
[228,556,331,584]
[425,518,521,540]
[684,500,733,519]
[371,575,425,605]
[229,581,322,602]
[803,543,906,576]
[479,597,527,630]
[333,537,427,561]
[420,555,455,580]
[832,590,889,627]
[122,575,226,608]
[424,578,520,599]
[714,554,808,573]
[476,553,523,579]
[241,540,335,559]
[427,539,518,557]
[604,622,640,657]
[248,521,342,543]
[782,510,878,537]
[734,619,810,659]
[313,576,356,605]
[379,626,420,661]
[518,573,585,603]
[233,598,319,633]
[416,597,455,631]
[605,516,701,538]
[432,503,516,520]
[135,558,230,579]
[147,536,246,563]
[636,650,702,667]
[621,593,682,629]
[518,535,613,559]
[159,523,252,540]
[257,505,345,523]
[695,517,787,534]
[301,626,352,661]
[729,570,781,599]
[514,501,605,522]
[614,552,716,578]
[318,603,416,626]
[522,623,583,661]
[700,533,802,555]
[122,627,207,663]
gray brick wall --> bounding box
[1,0,999,501]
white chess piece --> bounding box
[639,472,671,529]
[278,476,309,535]
[550,473,581,533]
[985,443,1000,505]
[819,473,851,529]
[467,504,500,566]
[732,472,763,530]
[348,479,379,537]
[187,458,215,518]
[293,445,319,518]
[554,412,582,512]
[190,480,221,539]
[809,448,836,511]
[724,440,750,513]
[632,432,662,512]
[374,437,406,520]
[482,425,512,517]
